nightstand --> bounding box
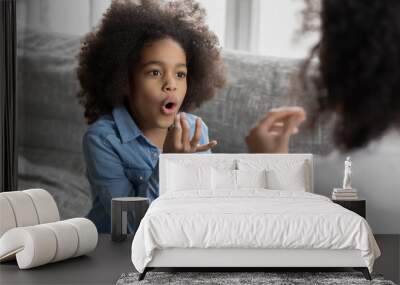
[332,199,366,219]
[111,197,149,242]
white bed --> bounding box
[131,154,380,280]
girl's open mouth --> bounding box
[161,100,177,115]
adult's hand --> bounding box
[245,106,306,153]
[163,112,217,153]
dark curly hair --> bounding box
[77,0,226,124]
[301,0,400,151]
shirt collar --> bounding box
[112,105,141,143]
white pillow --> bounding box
[167,163,212,192]
[236,169,268,189]
[267,167,306,191]
[237,159,309,192]
[211,169,268,191]
[212,169,237,190]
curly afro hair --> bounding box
[301,0,400,151]
[77,0,226,124]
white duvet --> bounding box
[131,190,380,273]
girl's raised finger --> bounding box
[190,118,202,149]
[173,113,182,149]
[180,113,191,151]
[195,140,217,152]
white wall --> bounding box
[256,0,318,58]
[314,130,400,234]
[46,0,90,35]
[20,0,223,44]
[18,0,111,36]
[19,0,317,58]
[197,0,226,47]
[89,0,112,28]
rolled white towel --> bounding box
[0,218,98,269]
[23,189,60,224]
[0,225,57,268]
[42,221,79,262]
[0,196,17,237]
[63,218,98,257]
[0,189,60,238]
[0,191,40,227]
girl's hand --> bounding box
[163,112,217,153]
[245,106,306,153]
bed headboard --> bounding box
[159,154,314,195]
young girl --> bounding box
[77,0,226,233]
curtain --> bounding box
[225,0,259,52]
[0,0,18,192]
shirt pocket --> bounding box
[124,167,152,186]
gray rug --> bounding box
[116,272,396,285]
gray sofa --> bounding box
[17,31,333,220]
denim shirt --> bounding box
[83,106,210,233]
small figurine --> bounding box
[342,156,352,190]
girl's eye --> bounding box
[177,72,187,79]
[148,70,161,76]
